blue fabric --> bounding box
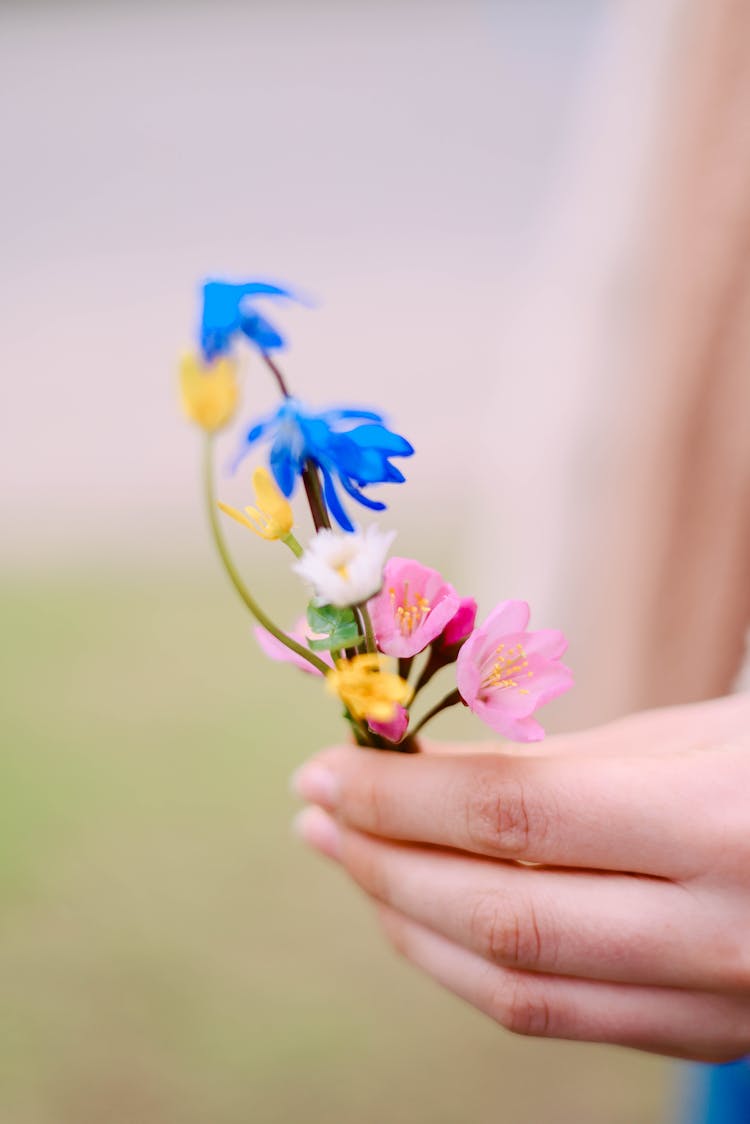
[679,1060,750,1124]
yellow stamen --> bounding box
[389,586,431,638]
[482,642,534,693]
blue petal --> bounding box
[200,330,232,362]
[199,279,298,358]
[324,434,379,482]
[383,463,406,484]
[240,311,285,351]
[245,413,274,445]
[322,407,385,426]
[233,281,296,300]
[339,446,397,486]
[225,395,411,529]
[270,439,298,498]
[337,472,387,512]
[347,424,415,457]
[320,466,355,532]
[298,415,335,462]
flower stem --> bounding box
[410,688,463,738]
[413,650,440,694]
[356,602,377,655]
[259,350,331,533]
[281,532,304,558]
[412,640,466,695]
[301,460,332,532]
[260,350,292,397]
[203,436,329,675]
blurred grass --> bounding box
[0,568,671,1123]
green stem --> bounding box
[203,436,329,675]
[410,688,463,738]
[281,532,304,558]
[357,602,376,655]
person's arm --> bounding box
[293,693,750,1061]
[559,0,750,725]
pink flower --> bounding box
[368,704,409,744]
[442,596,478,647]
[254,618,334,677]
[456,600,573,742]
[368,557,461,658]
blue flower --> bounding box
[200,279,299,361]
[235,398,414,532]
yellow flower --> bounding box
[326,654,412,723]
[179,351,239,431]
[218,467,294,541]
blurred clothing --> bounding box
[680,1061,750,1124]
[490,0,750,728]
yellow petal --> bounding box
[243,505,273,539]
[250,467,294,538]
[179,351,239,432]
[217,501,257,532]
[325,655,412,722]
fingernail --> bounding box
[292,806,341,859]
[290,763,340,809]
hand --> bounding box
[292,693,750,1061]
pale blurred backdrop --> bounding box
[4,1,750,1121]
[2,0,605,572]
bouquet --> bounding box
[179,279,573,753]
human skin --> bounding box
[292,692,750,1061]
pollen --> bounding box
[482,642,534,692]
[390,585,431,637]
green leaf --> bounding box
[308,630,365,652]
[306,602,358,636]
[305,602,364,650]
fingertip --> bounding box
[290,760,341,808]
[292,806,341,860]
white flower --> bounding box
[293,526,396,608]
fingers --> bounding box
[294,809,749,992]
[375,906,750,1062]
[533,695,750,758]
[292,742,714,879]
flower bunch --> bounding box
[179,277,573,751]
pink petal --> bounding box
[254,620,332,677]
[455,604,572,743]
[472,696,546,742]
[482,600,531,637]
[521,628,568,661]
[522,658,574,707]
[459,612,531,678]
[368,705,409,743]
[369,556,461,658]
[442,597,478,646]
[456,635,482,703]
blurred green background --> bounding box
[0,565,668,1123]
